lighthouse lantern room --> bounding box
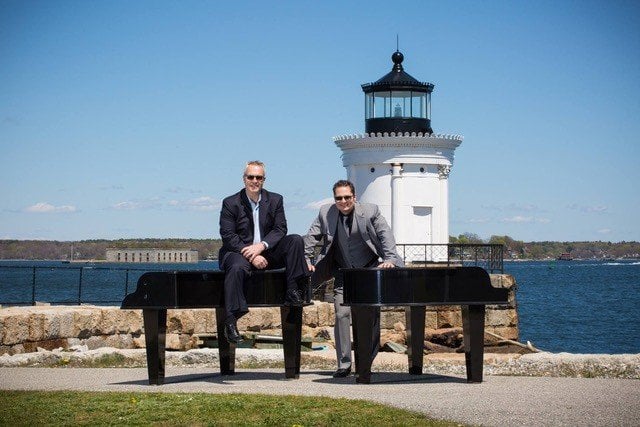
[334,51,463,262]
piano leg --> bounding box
[462,304,485,383]
[142,308,167,385]
[281,305,302,379]
[216,309,236,375]
[351,306,378,384]
[405,306,426,375]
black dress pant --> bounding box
[220,234,308,320]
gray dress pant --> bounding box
[333,269,380,370]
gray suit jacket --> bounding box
[303,202,404,285]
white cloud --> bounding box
[482,203,542,212]
[169,196,220,211]
[111,197,164,211]
[597,228,612,234]
[466,218,490,223]
[305,197,334,210]
[501,216,550,224]
[165,186,202,194]
[112,201,143,210]
[583,206,607,213]
[501,215,533,223]
[99,185,124,191]
[567,204,608,213]
[25,202,77,213]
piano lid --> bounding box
[341,266,509,306]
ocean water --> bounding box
[1,259,638,354]
[504,260,640,354]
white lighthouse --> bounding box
[334,51,462,261]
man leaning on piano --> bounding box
[303,179,404,379]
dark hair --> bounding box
[332,180,355,196]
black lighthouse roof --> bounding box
[361,51,434,93]
[361,51,434,135]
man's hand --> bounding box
[251,255,268,269]
[306,262,315,273]
[377,261,395,269]
[241,243,265,261]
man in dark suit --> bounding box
[219,160,309,343]
[304,180,403,380]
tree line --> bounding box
[0,237,638,260]
[0,239,223,261]
[450,233,640,260]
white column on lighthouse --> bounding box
[390,163,402,240]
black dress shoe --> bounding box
[284,289,304,306]
[224,321,242,344]
[355,375,371,384]
[332,367,351,378]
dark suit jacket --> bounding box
[218,188,287,264]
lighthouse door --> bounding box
[410,206,432,243]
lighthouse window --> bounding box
[391,91,409,118]
[420,167,425,173]
[370,167,375,173]
[373,91,391,118]
[365,93,374,119]
[411,93,427,119]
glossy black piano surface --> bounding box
[122,269,292,309]
[121,269,306,385]
[341,266,509,383]
[342,266,508,306]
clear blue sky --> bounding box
[1,0,639,242]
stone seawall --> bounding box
[0,274,517,355]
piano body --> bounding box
[342,266,509,383]
[121,269,307,385]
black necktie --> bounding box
[342,214,351,236]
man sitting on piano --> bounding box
[218,160,310,343]
[304,179,403,378]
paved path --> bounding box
[1,367,638,426]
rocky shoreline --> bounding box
[1,346,638,380]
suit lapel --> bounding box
[327,204,339,237]
[354,204,367,239]
[257,189,269,237]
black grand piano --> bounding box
[342,266,509,383]
[121,269,308,385]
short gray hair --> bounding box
[244,160,266,176]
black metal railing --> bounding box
[0,265,159,306]
[396,243,504,273]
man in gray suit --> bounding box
[304,180,403,378]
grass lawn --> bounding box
[0,391,461,426]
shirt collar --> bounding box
[245,190,261,207]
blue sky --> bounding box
[1,0,639,242]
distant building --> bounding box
[106,249,198,263]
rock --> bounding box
[380,330,406,347]
[316,302,334,326]
[313,328,331,340]
[424,340,458,353]
[302,304,319,327]
[380,341,407,353]
[426,327,464,348]
[393,321,405,332]
[69,344,89,352]
[380,310,405,329]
